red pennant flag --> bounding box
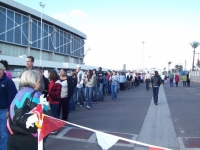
[39,115,66,142]
[149,147,164,150]
[30,104,43,121]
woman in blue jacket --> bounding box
[7,70,48,150]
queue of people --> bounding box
[0,55,193,150]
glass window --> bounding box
[0,7,6,41]
[55,29,60,53]
[59,30,63,54]
[22,15,28,46]
[48,26,54,51]
[43,23,48,50]
[31,19,38,48]
[6,9,14,43]
[71,35,74,56]
[37,21,42,49]
[14,12,21,44]
[67,33,71,55]
[63,32,67,54]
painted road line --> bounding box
[134,84,179,150]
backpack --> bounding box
[9,90,38,134]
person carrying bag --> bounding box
[7,70,48,150]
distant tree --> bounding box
[190,41,200,71]
[168,61,172,71]
[196,59,200,68]
[174,65,183,72]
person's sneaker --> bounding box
[80,105,83,107]
[87,106,91,109]
[77,102,80,105]
[51,130,57,134]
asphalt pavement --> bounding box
[45,81,200,150]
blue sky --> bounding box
[14,0,200,70]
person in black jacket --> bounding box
[38,67,49,98]
[151,71,161,105]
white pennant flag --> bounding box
[95,131,119,150]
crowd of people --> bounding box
[0,56,149,150]
[0,55,192,150]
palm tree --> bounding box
[190,41,200,71]
[168,61,171,72]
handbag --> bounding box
[11,90,38,134]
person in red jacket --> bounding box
[48,69,62,119]
[174,74,179,87]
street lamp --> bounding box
[39,2,45,67]
[141,41,145,71]
[148,55,152,69]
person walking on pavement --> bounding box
[0,63,17,150]
[186,73,190,87]
[151,71,161,105]
[160,73,165,84]
[181,74,187,87]
[144,71,151,91]
[168,72,174,87]
[174,73,179,87]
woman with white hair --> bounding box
[7,70,48,150]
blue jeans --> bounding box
[93,85,98,102]
[111,84,117,100]
[169,79,173,87]
[77,87,84,105]
[50,104,59,118]
[69,88,77,111]
[145,79,150,90]
[0,109,9,150]
[86,86,93,108]
[153,87,159,104]
[99,83,104,101]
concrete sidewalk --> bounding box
[134,85,180,150]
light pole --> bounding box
[39,2,45,67]
[141,41,145,71]
[148,55,152,69]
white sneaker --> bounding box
[87,106,91,109]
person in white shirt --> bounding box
[144,71,151,91]
[76,65,85,107]
[160,74,165,84]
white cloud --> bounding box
[69,9,88,19]
[51,13,67,22]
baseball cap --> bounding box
[0,63,5,70]
[76,65,81,68]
